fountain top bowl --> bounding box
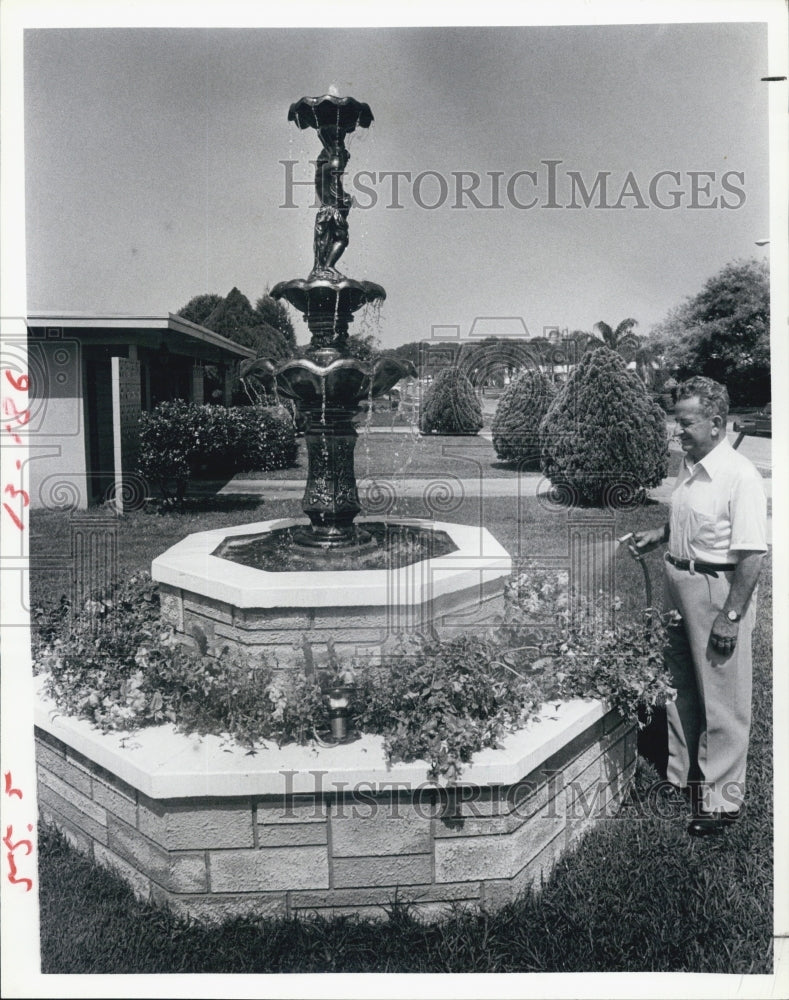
[271,275,386,317]
[288,95,374,132]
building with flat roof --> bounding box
[25,313,256,509]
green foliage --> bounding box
[176,293,224,326]
[549,610,674,728]
[179,287,292,359]
[419,366,483,435]
[137,401,298,505]
[32,573,330,748]
[356,633,545,780]
[34,565,674,781]
[593,318,639,355]
[649,258,770,406]
[135,401,194,505]
[344,331,381,362]
[540,345,668,506]
[492,369,556,466]
[254,292,297,352]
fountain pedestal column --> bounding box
[297,406,366,547]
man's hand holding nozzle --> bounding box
[628,526,668,558]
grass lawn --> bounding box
[231,430,684,482]
[30,494,670,620]
[29,467,773,973]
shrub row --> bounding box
[491,347,668,505]
[137,401,298,505]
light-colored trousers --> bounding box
[662,557,755,812]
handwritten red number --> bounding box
[6,854,32,892]
[4,484,29,507]
[2,503,24,530]
[2,398,30,427]
[4,773,22,799]
[4,370,29,392]
[4,826,32,856]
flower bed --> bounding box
[32,569,673,781]
[32,567,671,922]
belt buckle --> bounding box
[688,558,696,575]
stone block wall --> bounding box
[36,707,635,924]
[157,580,506,667]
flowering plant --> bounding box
[33,565,675,777]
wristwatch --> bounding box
[725,609,741,623]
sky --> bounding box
[23,20,771,350]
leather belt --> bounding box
[666,553,736,577]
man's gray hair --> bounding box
[676,376,729,423]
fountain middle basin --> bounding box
[152,516,512,664]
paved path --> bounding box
[222,471,772,504]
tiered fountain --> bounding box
[34,96,635,924]
[150,94,513,663]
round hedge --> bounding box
[492,369,556,467]
[539,346,668,506]
[419,367,483,435]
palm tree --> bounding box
[593,318,639,353]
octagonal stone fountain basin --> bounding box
[151,517,513,666]
[34,678,636,924]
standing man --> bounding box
[633,376,768,836]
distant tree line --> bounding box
[179,257,769,408]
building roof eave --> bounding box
[25,312,257,360]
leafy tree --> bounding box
[177,293,224,327]
[344,331,381,362]
[648,258,769,406]
[419,366,483,435]
[254,292,297,352]
[540,345,668,506]
[382,340,421,369]
[177,288,293,360]
[492,369,556,467]
[551,331,601,376]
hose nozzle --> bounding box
[617,532,642,559]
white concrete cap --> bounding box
[151,516,512,609]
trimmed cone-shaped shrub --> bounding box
[539,346,668,506]
[492,369,556,467]
[419,367,483,435]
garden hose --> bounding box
[618,533,654,628]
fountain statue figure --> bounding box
[312,126,351,277]
[242,95,415,549]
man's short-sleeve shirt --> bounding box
[669,437,768,563]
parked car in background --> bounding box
[733,402,772,437]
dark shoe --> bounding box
[687,808,741,837]
[657,782,691,809]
